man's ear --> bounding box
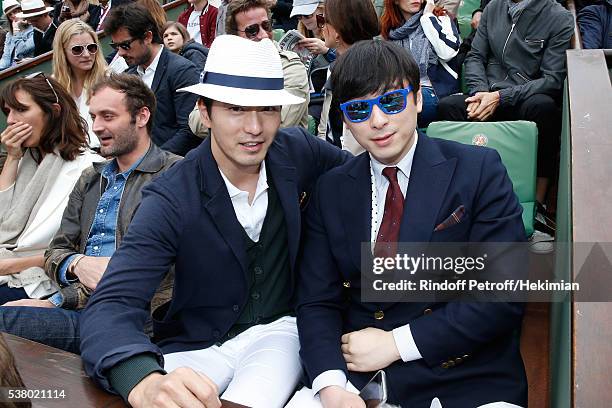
[415,89,423,114]
[136,106,151,129]
[144,30,153,45]
[197,99,212,128]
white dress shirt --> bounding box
[136,45,164,89]
[218,162,268,242]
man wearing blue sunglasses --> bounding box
[291,40,528,408]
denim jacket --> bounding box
[0,27,34,71]
[44,143,181,311]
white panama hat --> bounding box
[15,0,54,19]
[178,35,305,107]
[290,0,320,18]
[3,0,21,15]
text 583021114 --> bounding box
[0,387,66,401]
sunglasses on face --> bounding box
[339,86,413,123]
[315,13,325,29]
[70,43,98,56]
[238,20,272,39]
[109,37,138,51]
[24,72,59,104]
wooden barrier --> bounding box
[566,48,612,407]
[4,333,248,408]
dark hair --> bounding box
[326,0,380,46]
[226,0,272,35]
[162,21,190,43]
[89,72,157,134]
[331,40,420,105]
[0,75,87,161]
[104,3,162,44]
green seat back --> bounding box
[426,120,538,237]
[273,29,285,42]
[457,0,480,36]
[308,115,317,135]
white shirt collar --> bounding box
[370,130,418,184]
[136,45,164,77]
[218,161,269,202]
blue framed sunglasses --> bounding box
[339,86,413,123]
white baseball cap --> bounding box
[290,0,320,18]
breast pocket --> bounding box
[431,216,471,242]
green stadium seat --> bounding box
[457,0,480,36]
[307,115,317,135]
[273,29,285,42]
[426,120,538,237]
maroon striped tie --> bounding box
[374,167,404,258]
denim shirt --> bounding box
[53,155,145,298]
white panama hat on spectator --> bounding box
[290,0,320,18]
[3,0,21,16]
[16,0,54,19]
[179,35,305,107]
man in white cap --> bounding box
[16,0,57,56]
[80,35,350,408]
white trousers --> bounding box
[164,316,302,408]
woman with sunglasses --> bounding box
[0,74,102,304]
[52,20,108,148]
[317,0,379,150]
[162,21,208,70]
[0,0,35,71]
[381,0,461,128]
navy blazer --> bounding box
[80,127,350,391]
[297,133,528,407]
[127,47,201,156]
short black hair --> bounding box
[331,40,421,105]
[104,3,162,44]
[89,72,157,134]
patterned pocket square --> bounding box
[434,205,466,232]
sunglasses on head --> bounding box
[70,43,98,56]
[109,37,138,51]
[238,20,272,39]
[24,72,59,104]
[315,13,325,29]
[339,86,413,123]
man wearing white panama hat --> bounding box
[80,34,350,408]
[16,0,57,56]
